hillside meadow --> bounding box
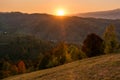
[3,53,120,80]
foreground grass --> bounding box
[3,53,120,80]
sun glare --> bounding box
[56,9,66,16]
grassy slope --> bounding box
[3,53,120,80]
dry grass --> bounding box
[3,53,120,80]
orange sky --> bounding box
[0,0,120,15]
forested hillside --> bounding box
[0,12,120,79]
[0,12,120,43]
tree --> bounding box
[18,60,26,73]
[68,45,86,60]
[1,61,11,78]
[10,65,18,75]
[47,42,73,68]
[82,33,104,57]
[103,24,119,53]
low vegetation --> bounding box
[3,53,120,80]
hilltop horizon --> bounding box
[0,8,120,18]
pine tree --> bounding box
[103,24,118,53]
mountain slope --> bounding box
[77,9,120,19]
[3,53,120,80]
[0,12,120,43]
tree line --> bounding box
[0,24,120,79]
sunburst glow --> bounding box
[56,9,66,16]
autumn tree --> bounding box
[47,42,71,68]
[18,60,26,73]
[0,61,11,78]
[103,24,119,53]
[82,33,104,57]
[10,65,18,75]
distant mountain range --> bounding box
[0,12,120,43]
[77,9,120,19]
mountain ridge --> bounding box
[0,12,120,43]
[77,8,120,19]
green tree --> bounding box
[47,42,70,68]
[68,45,86,60]
[103,24,119,53]
[82,33,104,57]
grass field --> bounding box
[3,53,120,80]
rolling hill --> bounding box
[0,12,120,43]
[3,53,120,80]
[77,9,120,19]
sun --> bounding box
[56,9,66,16]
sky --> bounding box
[0,0,120,15]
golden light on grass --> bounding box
[56,9,66,16]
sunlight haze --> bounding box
[0,0,120,15]
[0,0,120,80]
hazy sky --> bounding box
[0,0,120,15]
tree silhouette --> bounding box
[82,33,104,57]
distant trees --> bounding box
[10,65,18,75]
[103,24,119,53]
[68,45,86,60]
[0,35,54,79]
[1,61,11,78]
[82,33,104,57]
[46,42,69,68]
[0,24,119,79]
[0,60,26,79]
[44,42,86,68]
[82,24,119,56]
